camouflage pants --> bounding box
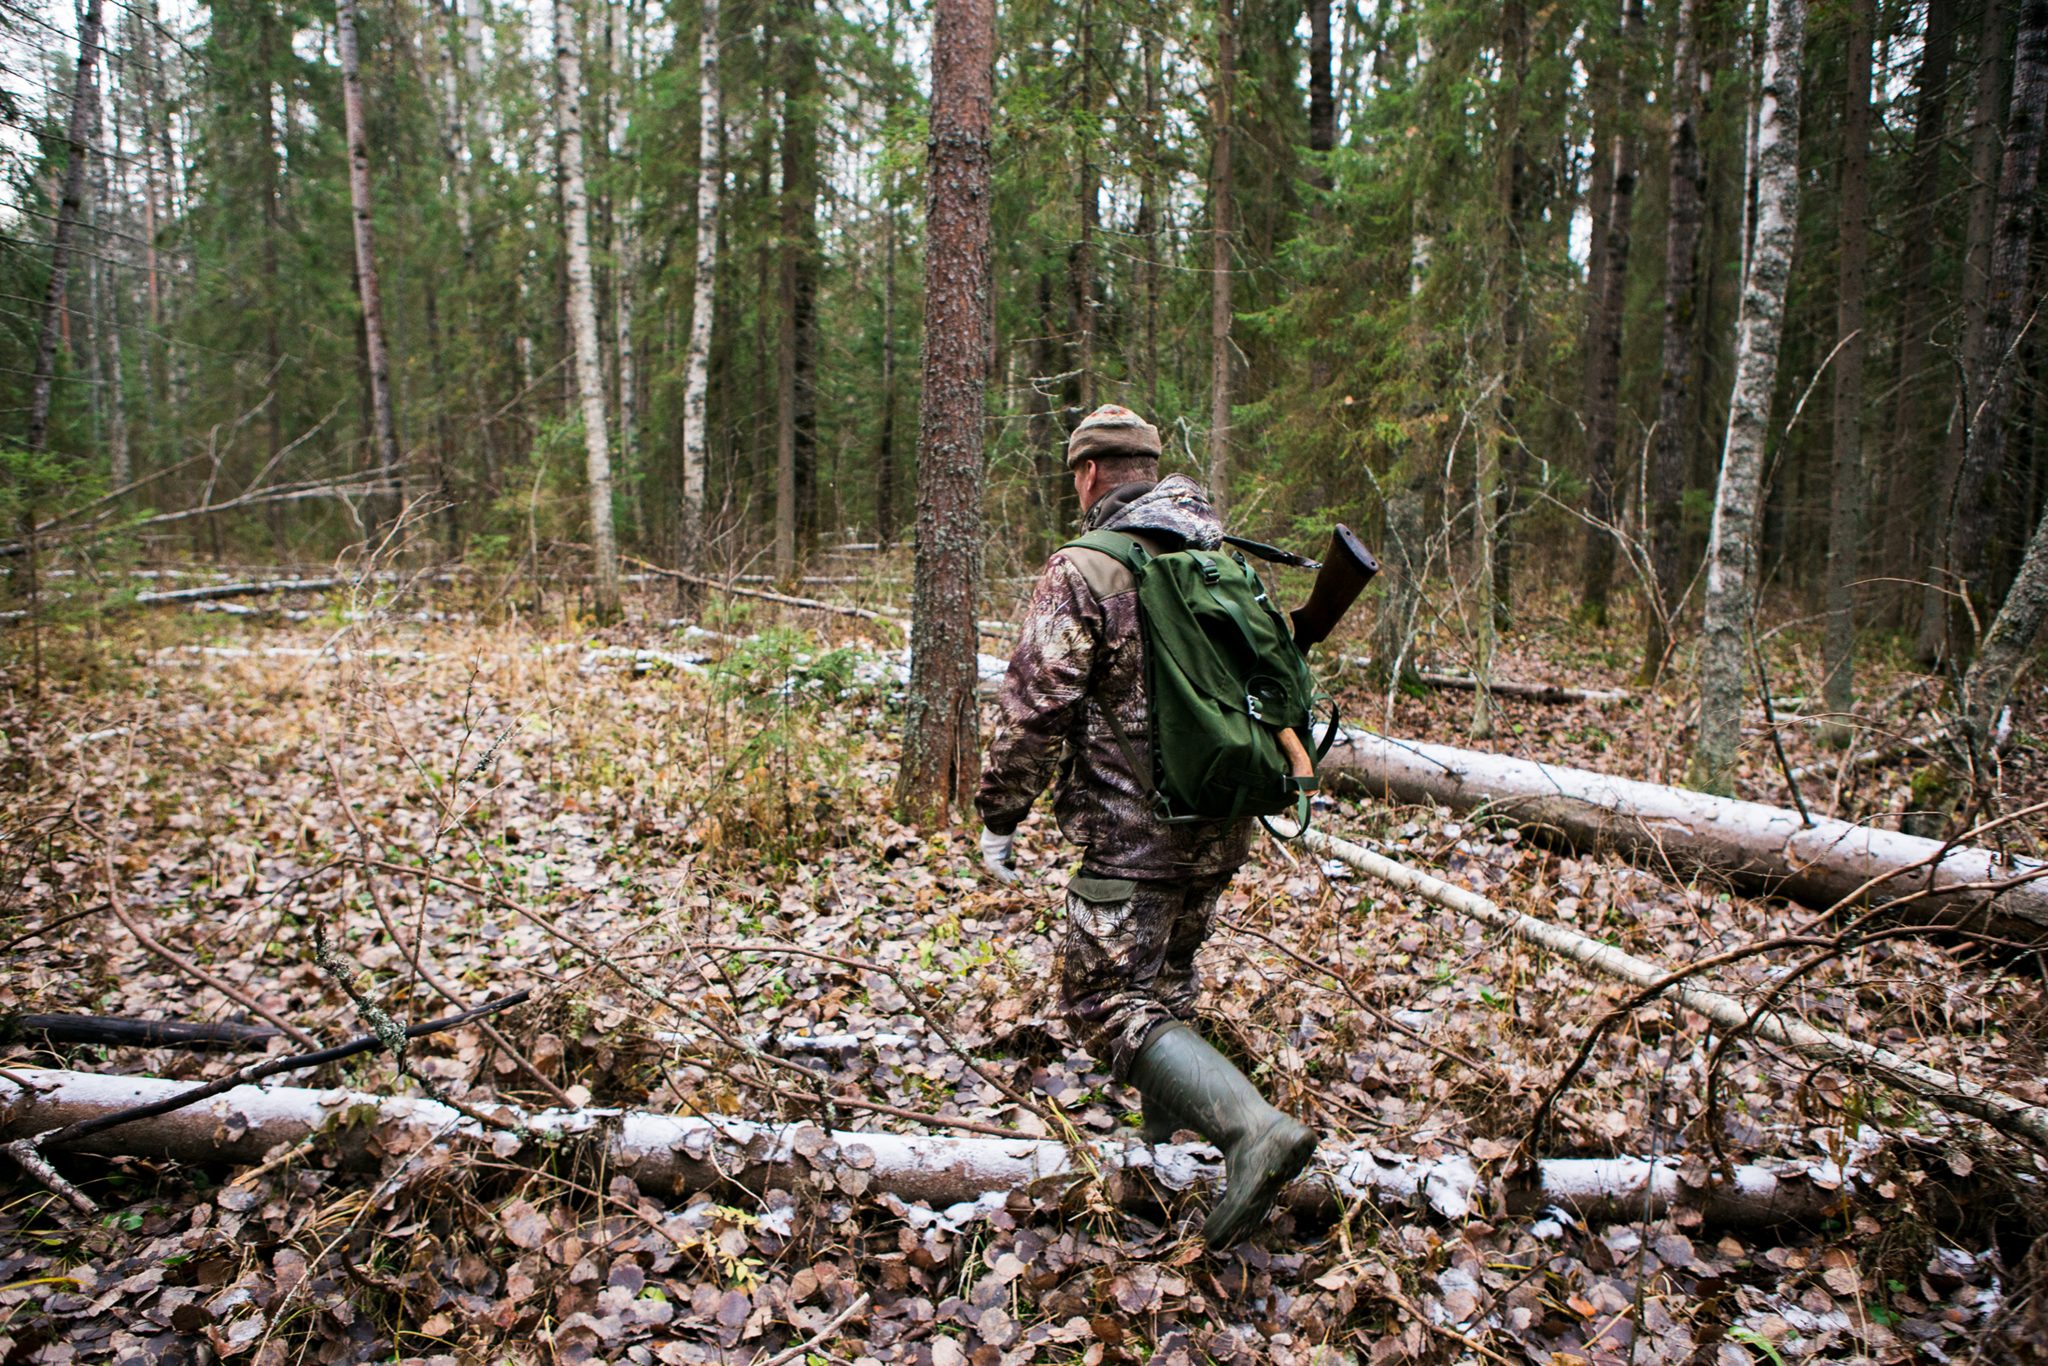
[1059,869,1235,1079]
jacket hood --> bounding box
[1086,474,1224,550]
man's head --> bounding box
[1066,404,1161,511]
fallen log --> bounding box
[1785,727,1949,785]
[1414,672,1634,707]
[131,576,348,607]
[1320,730,2048,938]
[1300,825,2048,1154]
[0,1069,1865,1228]
[4,1015,283,1051]
[628,561,898,624]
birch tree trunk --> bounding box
[1577,0,1643,626]
[553,0,621,617]
[1319,729,2048,939]
[1820,0,1873,748]
[609,0,640,542]
[337,0,405,526]
[1644,0,1703,682]
[1691,0,1806,797]
[1917,0,2011,663]
[678,0,721,586]
[1206,0,1235,516]
[0,1069,1865,1229]
[92,73,130,491]
[894,0,994,825]
[1941,0,2047,664]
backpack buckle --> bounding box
[1246,693,1264,720]
[1199,559,1222,585]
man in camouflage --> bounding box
[977,404,1317,1249]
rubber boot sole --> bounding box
[1202,1120,1318,1249]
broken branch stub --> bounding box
[2,1069,1865,1229]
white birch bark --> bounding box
[1319,729,2048,935]
[553,0,621,617]
[1299,825,2048,1151]
[608,0,640,536]
[679,0,721,581]
[1692,0,1805,796]
[0,1069,1867,1228]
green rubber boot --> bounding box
[1127,1021,1318,1248]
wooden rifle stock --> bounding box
[1290,524,1380,651]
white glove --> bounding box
[979,828,1019,884]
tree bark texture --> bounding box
[24,0,105,459]
[894,0,994,825]
[679,0,721,584]
[1073,0,1098,413]
[1886,0,1957,615]
[337,0,404,522]
[1820,0,1874,746]
[774,0,820,579]
[1941,0,2047,661]
[1691,0,1805,797]
[1300,824,2048,1153]
[1206,0,1235,516]
[1308,0,1334,189]
[1578,0,1643,625]
[1918,0,2012,663]
[1645,0,1704,681]
[609,0,640,531]
[0,1069,1869,1229]
[1320,729,2048,939]
[554,0,622,616]
[1964,483,2048,748]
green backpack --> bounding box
[1066,529,1336,832]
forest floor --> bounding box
[1,565,2045,1365]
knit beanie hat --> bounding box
[1065,404,1163,469]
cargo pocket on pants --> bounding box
[1065,872,1138,941]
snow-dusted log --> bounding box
[0,1069,1863,1228]
[132,576,348,607]
[1414,672,1632,707]
[1321,730,2048,937]
[1300,825,2048,1153]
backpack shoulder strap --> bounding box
[1060,530,1159,600]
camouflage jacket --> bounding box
[976,476,1254,880]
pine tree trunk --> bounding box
[1307,0,1334,186]
[679,0,721,584]
[25,0,106,459]
[553,0,621,616]
[337,0,404,526]
[1138,22,1161,413]
[894,0,994,826]
[1073,0,1098,412]
[876,190,897,547]
[1691,0,1806,796]
[773,0,819,574]
[1578,0,1643,625]
[1917,0,2011,664]
[1820,0,1874,747]
[1886,0,1956,623]
[1941,0,2046,664]
[1206,0,1235,515]
[1644,0,1704,683]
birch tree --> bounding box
[678,0,721,586]
[1690,0,1806,797]
[553,0,621,616]
[895,0,994,824]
